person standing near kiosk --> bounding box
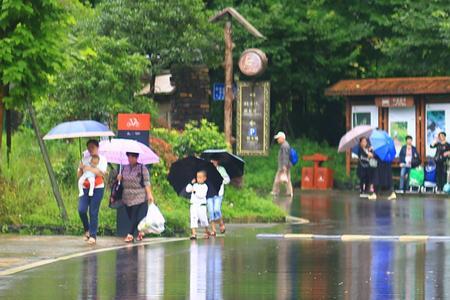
[430,132,450,193]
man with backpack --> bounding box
[271,131,295,197]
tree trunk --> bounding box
[6,109,11,165]
[224,19,233,146]
[27,101,68,222]
[0,85,4,152]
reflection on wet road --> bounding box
[1,191,450,299]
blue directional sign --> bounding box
[213,83,237,101]
[213,83,225,101]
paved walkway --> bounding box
[0,235,186,276]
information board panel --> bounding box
[236,81,270,156]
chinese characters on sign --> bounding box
[236,81,270,156]
[375,96,414,107]
[117,113,151,146]
[212,83,237,101]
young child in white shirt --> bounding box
[186,170,210,240]
[78,154,100,197]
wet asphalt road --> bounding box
[1,191,450,299]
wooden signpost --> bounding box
[210,7,265,146]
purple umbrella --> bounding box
[86,138,159,165]
[338,125,373,153]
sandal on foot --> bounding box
[190,235,197,240]
[87,237,96,245]
[219,225,226,234]
[83,232,90,242]
[136,232,144,242]
[124,234,134,243]
[210,231,217,238]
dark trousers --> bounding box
[358,167,372,193]
[125,202,148,235]
[78,188,104,239]
[436,161,447,191]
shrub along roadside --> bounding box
[0,127,285,236]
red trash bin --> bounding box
[301,167,314,189]
[301,153,334,190]
[315,167,334,190]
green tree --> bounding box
[95,0,222,71]
[0,0,71,220]
[207,0,450,144]
[207,0,372,143]
[378,1,450,76]
[35,2,158,132]
[41,36,155,128]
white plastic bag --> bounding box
[138,203,165,234]
[279,171,289,183]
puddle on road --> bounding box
[1,192,450,299]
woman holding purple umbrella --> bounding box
[117,152,155,243]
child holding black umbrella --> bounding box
[186,170,211,240]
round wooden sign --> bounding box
[238,48,268,77]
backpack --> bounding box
[289,147,299,165]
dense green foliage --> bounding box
[30,2,158,130]
[4,0,449,142]
[36,35,156,131]
[95,0,221,70]
[153,120,228,157]
[0,0,69,107]
[176,119,227,155]
[206,0,450,144]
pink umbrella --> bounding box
[88,138,159,165]
[338,125,373,153]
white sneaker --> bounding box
[388,192,397,200]
[368,194,377,200]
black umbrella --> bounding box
[201,149,245,179]
[168,156,223,198]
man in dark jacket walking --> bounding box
[271,131,293,197]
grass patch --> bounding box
[0,128,285,236]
